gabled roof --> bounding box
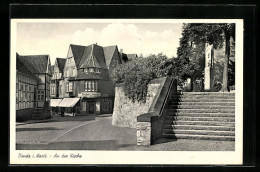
[70,44,86,68]
[17,54,49,74]
[16,53,37,78]
[56,58,66,73]
[81,54,101,68]
[103,45,117,66]
[92,44,107,68]
[126,54,138,60]
[78,44,93,68]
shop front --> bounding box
[56,97,80,116]
[50,99,63,115]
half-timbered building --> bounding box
[16,53,52,121]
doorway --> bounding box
[89,102,95,114]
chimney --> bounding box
[120,49,123,54]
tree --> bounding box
[174,24,205,91]
[112,53,173,103]
[185,23,235,92]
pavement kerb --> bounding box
[16,118,55,126]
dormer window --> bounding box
[89,68,94,73]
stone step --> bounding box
[170,98,235,102]
[164,116,235,122]
[161,133,235,141]
[163,120,235,127]
[174,92,235,96]
[170,102,235,106]
[169,105,235,109]
[170,113,235,117]
[163,124,235,131]
[162,129,235,136]
[169,108,235,113]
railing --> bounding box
[158,78,175,117]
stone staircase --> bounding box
[31,107,43,120]
[161,92,235,141]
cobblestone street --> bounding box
[16,115,234,151]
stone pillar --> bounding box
[136,122,151,145]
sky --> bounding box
[16,21,183,65]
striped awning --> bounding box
[50,99,63,107]
[56,98,80,107]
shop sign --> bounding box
[78,92,101,98]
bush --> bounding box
[112,53,173,103]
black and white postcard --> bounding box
[10,18,243,165]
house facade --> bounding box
[50,43,135,116]
[50,58,66,98]
[16,53,52,121]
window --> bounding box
[16,83,18,104]
[85,80,98,92]
[51,86,55,95]
[66,83,69,92]
[37,90,45,101]
[69,82,73,92]
[91,81,95,91]
[96,68,100,73]
[89,68,94,73]
[60,85,62,94]
[85,68,88,73]
[25,85,27,101]
[88,81,91,91]
[82,102,86,112]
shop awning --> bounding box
[56,98,80,107]
[50,99,63,107]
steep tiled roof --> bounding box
[103,46,117,66]
[16,53,37,78]
[78,45,93,68]
[92,44,107,69]
[70,44,86,68]
[18,54,49,74]
[56,58,66,73]
[126,54,138,60]
[81,54,101,69]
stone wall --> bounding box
[137,77,177,145]
[112,78,164,128]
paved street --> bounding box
[16,115,234,151]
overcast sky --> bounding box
[16,22,183,65]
